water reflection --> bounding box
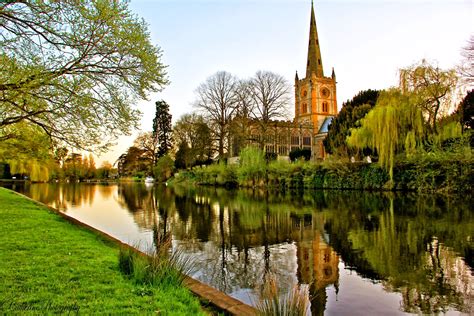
[4,182,473,315]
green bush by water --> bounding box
[175,149,472,193]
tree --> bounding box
[0,123,53,181]
[347,89,425,183]
[399,60,458,134]
[458,35,474,87]
[96,161,113,179]
[230,80,254,156]
[248,71,291,148]
[174,141,192,170]
[153,155,174,182]
[194,71,239,157]
[173,113,213,165]
[133,132,158,171]
[324,90,380,156]
[153,100,172,158]
[456,90,474,132]
[116,146,148,177]
[0,1,167,151]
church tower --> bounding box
[294,2,337,142]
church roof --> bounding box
[318,116,334,134]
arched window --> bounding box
[302,103,307,113]
[303,90,307,97]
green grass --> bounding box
[0,187,205,315]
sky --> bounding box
[97,0,473,165]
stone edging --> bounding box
[7,189,257,316]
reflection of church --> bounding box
[294,214,339,315]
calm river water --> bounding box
[4,182,473,315]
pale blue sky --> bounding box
[99,0,473,164]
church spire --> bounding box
[306,1,324,78]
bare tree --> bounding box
[458,35,474,88]
[194,71,239,158]
[133,132,158,171]
[400,60,458,134]
[229,80,254,155]
[248,71,291,148]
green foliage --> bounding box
[153,155,175,182]
[0,1,168,151]
[348,89,425,182]
[0,123,55,182]
[399,60,458,134]
[238,146,266,186]
[153,100,173,158]
[455,89,473,131]
[324,89,380,156]
[174,141,192,170]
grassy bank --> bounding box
[0,188,204,314]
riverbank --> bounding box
[0,188,204,314]
[173,152,473,193]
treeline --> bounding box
[0,152,116,181]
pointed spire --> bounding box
[331,67,336,80]
[306,1,324,78]
[295,70,299,81]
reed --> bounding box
[256,274,310,316]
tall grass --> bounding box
[118,229,194,286]
[256,274,310,316]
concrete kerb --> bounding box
[6,189,257,316]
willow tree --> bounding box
[0,123,53,181]
[399,60,458,134]
[347,89,424,183]
[0,1,167,151]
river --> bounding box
[3,182,473,315]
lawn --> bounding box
[0,187,205,315]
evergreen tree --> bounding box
[457,90,474,132]
[152,100,172,158]
[324,89,380,156]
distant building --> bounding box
[230,2,337,160]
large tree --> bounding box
[347,89,425,183]
[173,113,213,165]
[324,89,380,157]
[459,35,474,87]
[152,100,172,158]
[399,60,458,134]
[230,80,254,156]
[248,71,291,148]
[0,1,167,150]
[133,132,158,171]
[194,71,239,158]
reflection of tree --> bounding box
[13,182,472,314]
[323,193,473,314]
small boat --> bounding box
[144,176,154,183]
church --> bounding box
[294,1,338,160]
[230,2,338,160]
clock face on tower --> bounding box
[321,88,330,98]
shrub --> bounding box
[153,155,175,182]
[289,148,311,162]
[238,146,266,186]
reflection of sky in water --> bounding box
[54,186,155,249]
[6,183,472,315]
